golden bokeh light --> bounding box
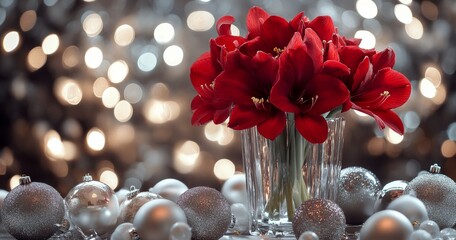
[20,10,37,32]
[27,47,47,71]
[42,34,60,55]
[86,128,106,151]
[213,158,235,180]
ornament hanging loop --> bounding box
[19,175,32,185]
[83,173,93,182]
[429,164,441,174]
[127,185,140,200]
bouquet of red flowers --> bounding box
[190,6,411,143]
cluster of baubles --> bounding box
[0,174,250,240]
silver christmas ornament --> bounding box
[409,229,432,240]
[115,188,130,206]
[336,166,382,224]
[118,186,162,223]
[65,174,120,237]
[228,203,250,234]
[177,186,231,240]
[359,210,413,240]
[221,174,247,204]
[404,171,456,228]
[374,180,408,212]
[149,178,188,203]
[298,231,319,240]
[0,189,8,223]
[2,175,65,240]
[387,195,428,229]
[292,199,346,240]
[419,220,440,238]
[133,198,187,240]
[110,222,134,240]
[169,222,192,240]
[440,228,456,239]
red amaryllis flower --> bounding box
[214,50,286,140]
[190,17,247,125]
[340,47,412,134]
[270,30,350,143]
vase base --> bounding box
[250,219,295,237]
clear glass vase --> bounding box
[241,117,345,237]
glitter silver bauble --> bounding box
[419,220,440,238]
[374,180,408,212]
[110,222,134,240]
[133,198,187,240]
[169,222,192,240]
[387,195,428,229]
[221,174,247,204]
[2,176,65,240]
[118,187,162,223]
[292,199,346,240]
[336,166,382,224]
[359,210,413,240]
[65,174,120,237]
[177,186,231,240]
[404,172,456,228]
[409,229,432,240]
[229,203,250,234]
[149,178,188,203]
[298,231,319,240]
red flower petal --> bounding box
[372,48,395,72]
[322,60,350,77]
[217,15,235,35]
[353,106,405,135]
[227,105,267,130]
[260,16,294,52]
[190,52,221,92]
[307,16,335,41]
[246,7,269,39]
[289,12,308,33]
[295,114,329,143]
[304,74,349,115]
[303,28,323,72]
[352,56,373,92]
[257,111,286,140]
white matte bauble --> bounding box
[387,195,428,229]
[110,222,134,240]
[115,188,130,206]
[133,198,187,240]
[298,231,319,240]
[359,210,413,240]
[409,229,432,240]
[169,222,192,240]
[221,174,247,204]
[229,203,250,234]
[149,178,188,203]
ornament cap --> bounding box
[129,228,140,240]
[127,186,140,199]
[19,175,32,185]
[83,173,93,182]
[429,164,441,174]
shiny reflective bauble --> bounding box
[0,189,8,223]
[374,180,408,212]
[133,198,187,240]
[419,220,440,238]
[2,181,65,240]
[409,229,432,240]
[336,166,382,224]
[387,195,428,229]
[404,173,456,228]
[115,188,130,206]
[149,178,188,203]
[298,231,319,240]
[229,203,250,234]
[221,174,247,204]
[440,228,456,239]
[118,191,162,223]
[110,222,134,240]
[359,210,413,240]
[65,180,120,236]
[177,186,231,240]
[292,199,345,240]
[169,222,192,240]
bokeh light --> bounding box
[86,128,106,151]
[85,47,103,69]
[100,169,119,190]
[83,13,103,37]
[42,34,59,55]
[213,158,235,180]
[394,4,413,24]
[163,45,183,66]
[2,31,20,53]
[354,30,376,49]
[174,141,200,174]
[154,23,175,44]
[19,10,37,31]
[405,18,424,40]
[102,87,121,108]
[114,100,133,122]
[187,11,215,31]
[356,0,378,19]
[107,60,129,83]
[114,24,135,46]
[27,46,47,71]
[137,52,157,72]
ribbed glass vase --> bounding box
[241,117,345,237]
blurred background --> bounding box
[0,0,455,195]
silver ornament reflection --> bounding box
[65,177,120,236]
[119,191,162,223]
[359,210,413,240]
[419,220,440,238]
[292,199,346,240]
[149,178,188,203]
[221,174,247,204]
[177,186,231,240]
[133,198,187,240]
[2,177,65,240]
[409,229,432,240]
[336,167,382,224]
[404,173,456,228]
[374,180,408,212]
[387,195,428,229]
[111,222,134,240]
[169,222,192,240]
[440,228,456,239]
[299,231,319,240]
[229,203,250,234]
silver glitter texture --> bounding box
[404,173,456,228]
[2,182,65,240]
[336,166,381,224]
[177,186,231,240]
[118,191,162,223]
[292,198,346,240]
